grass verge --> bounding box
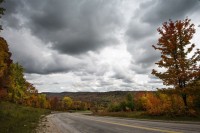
[0,101,51,133]
[94,111,200,122]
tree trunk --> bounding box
[181,93,188,111]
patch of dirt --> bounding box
[36,114,61,133]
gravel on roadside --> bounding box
[35,114,61,133]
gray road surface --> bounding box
[48,113,200,133]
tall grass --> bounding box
[0,101,50,133]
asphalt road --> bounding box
[48,113,200,133]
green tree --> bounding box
[38,94,49,108]
[126,93,134,111]
[8,63,27,103]
[152,18,200,110]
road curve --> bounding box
[47,112,200,133]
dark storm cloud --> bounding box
[127,38,160,74]
[21,53,87,74]
[2,0,23,29]
[126,21,154,41]
[111,67,134,83]
[140,0,200,24]
[2,27,86,74]
[3,0,22,15]
[15,54,78,74]
[3,0,122,55]
[54,33,117,55]
[2,0,123,74]
[134,39,160,65]
[113,73,133,83]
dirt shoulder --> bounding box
[36,114,61,133]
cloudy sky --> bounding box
[1,0,200,92]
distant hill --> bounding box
[42,91,149,103]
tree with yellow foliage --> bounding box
[62,96,73,110]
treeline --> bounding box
[49,96,90,111]
[107,90,200,116]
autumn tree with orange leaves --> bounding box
[152,18,200,110]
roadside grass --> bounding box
[94,111,200,122]
[0,101,51,133]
